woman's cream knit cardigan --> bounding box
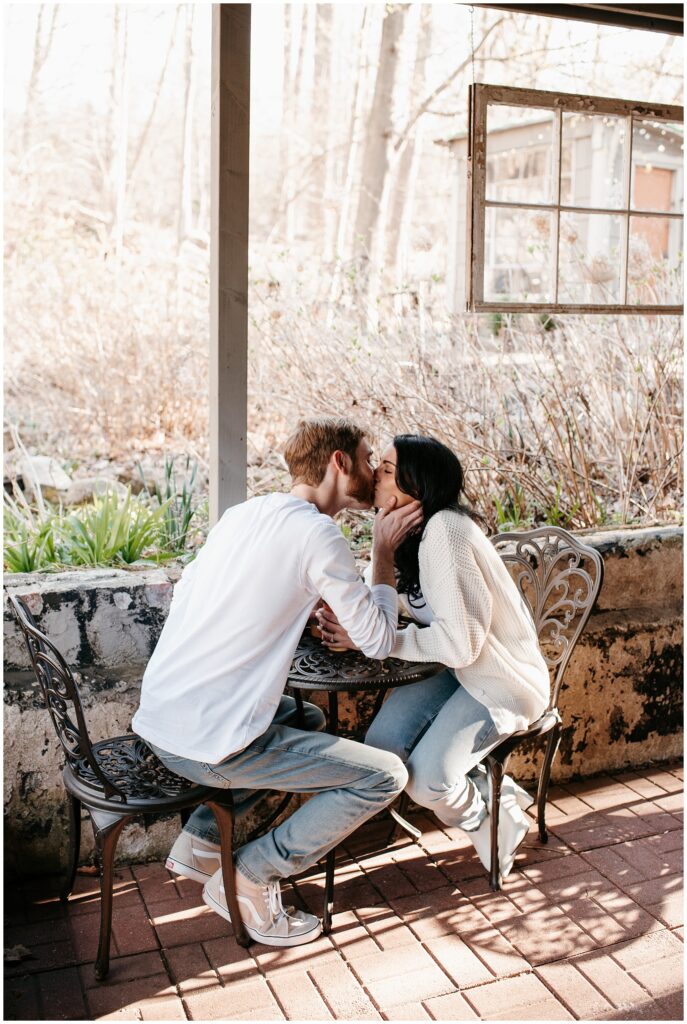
[386,509,550,735]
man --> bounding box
[132,417,422,947]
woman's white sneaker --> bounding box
[203,869,322,947]
[465,798,530,880]
[467,813,493,872]
[498,796,530,879]
[166,832,221,884]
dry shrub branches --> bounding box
[249,269,682,530]
[5,193,209,460]
[5,198,682,531]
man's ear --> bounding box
[333,450,351,474]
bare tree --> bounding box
[392,14,505,161]
[272,3,292,228]
[110,6,129,266]
[324,7,373,328]
[387,6,433,280]
[178,4,196,249]
[311,4,335,250]
[284,7,309,243]
[330,6,372,261]
[353,5,408,260]
[128,7,181,186]
[23,4,60,152]
[368,13,507,291]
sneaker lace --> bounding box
[265,881,287,921]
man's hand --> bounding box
[373,496,423,555]
[316,499,423,644]
[372,497,423,589]
[316,605,359,651]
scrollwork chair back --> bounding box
[481,526,604,891]
[8,593,128,801]
[491,526,604,708]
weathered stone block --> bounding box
[4,569,175,671]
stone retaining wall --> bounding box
[4,526,682,874]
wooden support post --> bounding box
[210,4,250,523]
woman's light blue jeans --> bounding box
[150,694,408,886]
[365,670,508,832]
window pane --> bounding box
[627,216,684,305]
[631,120,683,213]
[485,105,555,204]
[561,112,627,209]
[558,212,623,304]
[484,207,553,302]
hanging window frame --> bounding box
[465,83,684,314]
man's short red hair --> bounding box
[283,417,367,486]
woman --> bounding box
[317,434,550,879]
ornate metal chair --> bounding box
[485,526,604,889]
[7,594,253,980]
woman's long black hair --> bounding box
[392,434,481,606]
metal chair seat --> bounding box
[63,737,277,842]
[64,734,221,810]
[489,709,562,757]
[7,594,252,981]
[60,737,229,815]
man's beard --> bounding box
[345,469,375,506]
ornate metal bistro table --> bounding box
[287,631,444,932]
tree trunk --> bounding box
[128,7,180,186]
[110,7,129,268]
[388,7,433,280]
[352,6,407,261]
[324,7,372,328]
[285,8,308,243]
[331,6,370,262]
[178,5,196,250]
[312,4,334,252]
[23,4,60,153]
[365,12,505,303]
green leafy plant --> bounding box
[137,456,201,555]
[4,486,179,571]
[493,485,531,531]
[3,515,57,572]
[59,490,168,566]
[542,483,581,528]
[3,475,59,572]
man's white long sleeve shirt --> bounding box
[132,493,397,763]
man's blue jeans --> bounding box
[151,695,408,886]
[366,670,509,832]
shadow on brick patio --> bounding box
[4,762,683,1021]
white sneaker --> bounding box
[471,765,534,812]
[203,868,322,947]
[166,832,221,883]
[467,813,493,872]
[465,799,530,881]
[498,795,530,880]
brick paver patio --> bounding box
[5,762,683,1021]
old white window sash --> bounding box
[465,84,683,314]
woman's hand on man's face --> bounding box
[316,605,359,651]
